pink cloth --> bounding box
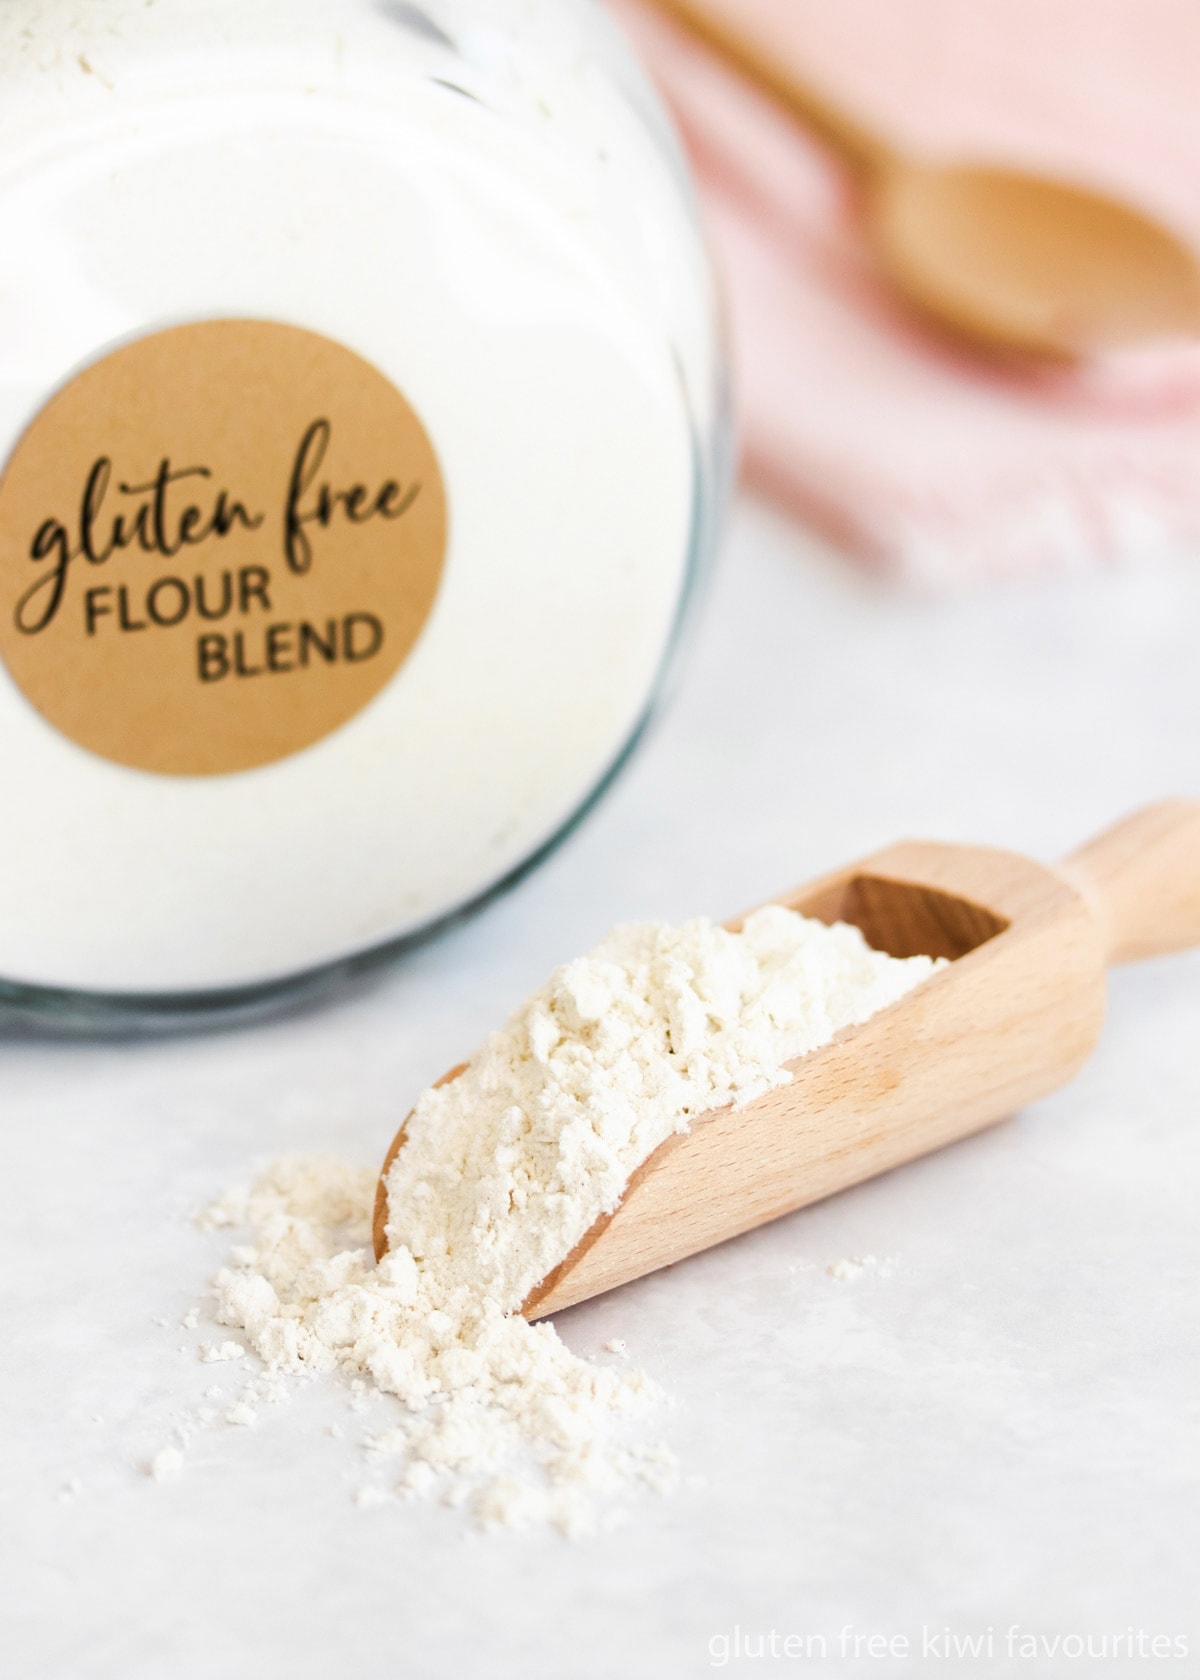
[609,0,1200,586]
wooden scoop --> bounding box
[644,0,1200,360]
[375,802,1200,1318]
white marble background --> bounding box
[2,502,1197,1679]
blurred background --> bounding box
[612,0,1200,588]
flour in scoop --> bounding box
[201,909,940,1534]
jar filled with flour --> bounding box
[0,0,727,1021]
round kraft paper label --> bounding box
[0,320,447,775]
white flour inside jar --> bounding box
[194,908,941,1534]
[0,0,722,998]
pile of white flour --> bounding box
[201,908,940,1534]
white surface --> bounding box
[2,499,1198,1678]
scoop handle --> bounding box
[1062,800,1200,965]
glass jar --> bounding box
[0,0,729,1027]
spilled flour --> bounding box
[203,1158,671,1535]
[198,909,941,1534]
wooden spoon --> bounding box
[375,802,1200,1317]
[644,0,1200,360]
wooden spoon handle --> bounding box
[643,0,887,175]
[1062,800,1200,965]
